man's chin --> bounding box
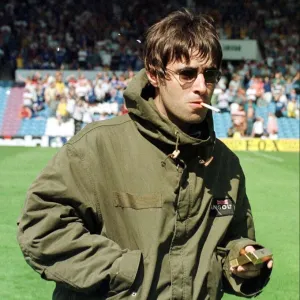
[188,114,207,124]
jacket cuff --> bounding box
[110,250,142,293]
[223,238,272,297]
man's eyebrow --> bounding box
[175,66,198,72]
[175,66,218,72]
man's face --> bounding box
[152,56,217,131]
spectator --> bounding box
[1,0,297,74]
[22,87,34,108]
[287,98,297,118]
[217,88,230,113]
[94,81,106,102]
[292,72,300,95]
[252,117,265,138]
[77,46,88,69]
[273,94,286,118]
[231,104,247,137]
[75,75,91,99]
[56,96,69,125]
[55,72,66,95]
[245,100,255,136]
[82,102,93,126]
[44,76,59,117]
[228,74,241,95]
[272,72,285,95]
[72,98,85,135]
[19,105,33,119]
[267,113,278,139]
[263,76,272,103]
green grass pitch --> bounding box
[0,147,298,299]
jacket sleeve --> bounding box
[219,168,272,298]
[17,143,141,294]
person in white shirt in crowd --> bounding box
[72,98,85,134]
[94,80,106,102]
[109,99,119,116]
[66,88,77,117]
[217,87,230,113]
[75,75,92,99]
[251,117,265,138]
[228,74,241,95]
[82,102,93,126]
[99,46,112,70]
[98,75,113,101]
[278,90,288,106]
[93,72,103,87]
[262,76,273,103]
[77,46,88,69]
[23,88,35,108]
[267,113,278,139]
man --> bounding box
[17,10,273,300]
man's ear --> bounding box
[146,71,159,87]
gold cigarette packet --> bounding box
[229,248,273,268]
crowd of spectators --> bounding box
[213,65,300,139]
[0,0,299,73]
[19,62,300,138]
[19,70,133,134]
[1,0,299,138]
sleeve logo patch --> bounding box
[210,197,235,217]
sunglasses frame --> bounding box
[166,67,221,85]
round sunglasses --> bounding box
[166,67,221,85]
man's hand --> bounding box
[230,246,273,279]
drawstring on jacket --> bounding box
[161,131,180,167]
[160,131,215,167]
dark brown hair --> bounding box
[143,9,222,82]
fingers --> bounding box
[237,265,245,272]
[244,245,256,253]
[230,259,273,280]
[230,265,247,272]
[267,259,273,269]
[230,264,252,273]
[230,262,262,279]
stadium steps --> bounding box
[255,106,269,124]
[278,117,300,138]
[0,86,11,132]
[213,112,232,138]
[17,118,48,136]
[1,86,24,136]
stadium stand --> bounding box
[0,81,12,131]
[1,86,24,136]
[0,0,299,140]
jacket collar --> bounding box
[124,69,216,165]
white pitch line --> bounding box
[251,151,284,162]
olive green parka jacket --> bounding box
[17,69,271,299]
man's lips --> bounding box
[188,101,206,107]
[188,101,221,112]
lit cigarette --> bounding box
[201,103,220,113]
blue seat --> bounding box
[278,117,300,138]
[17,118,47,136]
[0,87,11,131]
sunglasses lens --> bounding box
[204,70,220,83]
[178,69,198,83]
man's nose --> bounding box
[192,73,207,94]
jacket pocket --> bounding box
[207,252,224,299]
[111,192,162,259]
[113,191,162,209]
